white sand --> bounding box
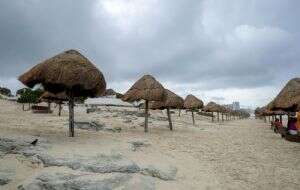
[0,99,299,190]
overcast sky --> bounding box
[0,0,299,108]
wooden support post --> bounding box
[178,109,181,117]
[217,112,220,122]
[192,110,195,125]
[68,95,75,137]
[167,108,173,131]
[280,115,282,123]
[222,113,224,122]
[48,102,51,112]
[212,112,214,122]
[145,100,149,133]
[58,103,62,116]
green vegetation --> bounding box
[0,87,12,97]
[17,88,44,104]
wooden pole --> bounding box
[145,100,149,133]
[69,95,75,137]
[222,113,224,122]
[279,115,282,123]
[192,110,195,125]
[58,103,62,116]
[212,112,214,122]
[178,109,181,117]
[167,108,173,130]
[48,102,51,112]
[217,112,220,122]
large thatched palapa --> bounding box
[271,78,300,112]
[184,94,203,125]
[122,75,165,132]
[19,49,106,137]
[150,89,184,130]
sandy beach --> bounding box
[0,99,299,190]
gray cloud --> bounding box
[0,0,299,107]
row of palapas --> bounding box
[18,49,249,137]
[255,78,300,123]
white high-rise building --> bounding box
[232,102,240,110]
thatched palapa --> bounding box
[18,49,106,137]
[19,49,106,98]
[150,89,184,130]
[122,75,165,102]
[122,75,165,132]
[184,94,203,125]
[271,78,300,112]
[203,102,224,122]
[151,89,184,110]
[184,94,203,110]
[203,102,222,112]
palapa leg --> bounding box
[192,110,195,125]
[48,102,51,112]
[58,103,62,116]
[217,112,220,122]
[178,109,181,117]
[69,96,75,137]
[167,108,173,130]
[212,112,214,122]
[280,115,282,123]
[222,113,224,122]
[145,100,149,133]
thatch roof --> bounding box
[259,101,287,116]
[271,78,300,112]
[40,92,68,102]
[254,107,263,116]
[203,102,223,112]
[149,89,184,110]
[184,94,204,109]
[122,75,165,102]
[18,49,106,98]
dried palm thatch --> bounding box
[19,49,106,98]
[151,89,184,110]
[271,78,300,112]
[184,94,203,110]
[122,75,165,132]
[203,102,222,112]
[122,75,165,102]
[184,94,203,125]
[149,89,184,130]
[254,107,264,117]
[203,102,224,122]
[18,49,106,137]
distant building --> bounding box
[224,101,240,110]
[232,102,240,110]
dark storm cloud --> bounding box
[0,0,299,106]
